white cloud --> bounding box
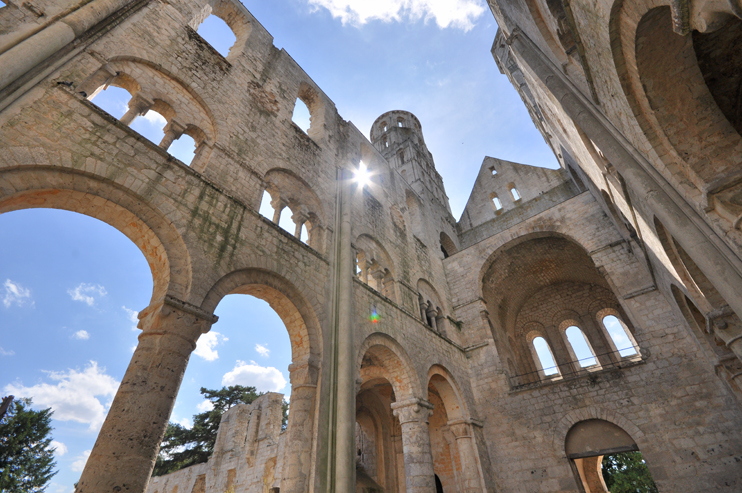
[143,110,167,125]
[68,283,107,306]
[307,0,486,30]
[222,360,287,392]
[197,400,214,412]
[255,344,270,358]
[194,331,228,362]
[50,440,68,456]
[122,306,139,331]
[4,361,120,431]
[71,450,91,472]
[3,279,33,308]
[72,330,90,340]
[0,346,14,356]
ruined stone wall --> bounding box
[3,0,742,491]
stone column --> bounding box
[75,296,217,493]
[0,0,140,92]
[419,294,427,322]
[190,141,213,173]
[391,398,436,493]
[282,359,319,493]
[426,303,438,332]
[271,197,288,225]
[159,119,187,150]
[447,420,485,493]
[370,265,385,293]
[291,210,308,239]
[119,92,154,126]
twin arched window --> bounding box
[530,313,638,381]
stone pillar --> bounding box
[426,303,438,332]
[370,265,385,293]
[282,359,319,493]
[419,294,427,322]
[391,398,436,493]
[119,92,154,126]
[447,420,485,493]
[271,197,288,225]
[190,141,213,173]
[0,0,139,92]
[75,296,217,493]
[159,119,187,150]
[79,64,118,99]
[292,210,308,239]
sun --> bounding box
[352,161,372,189]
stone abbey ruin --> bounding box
[1,0,742,491]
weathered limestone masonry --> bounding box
[1,0,741,492]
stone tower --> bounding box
[370,110,451,216]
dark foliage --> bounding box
[602,451,658,493]
[0,398,57,492]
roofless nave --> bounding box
[0,0,741,491]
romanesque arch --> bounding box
[0,166,192,302]
[610,0,742,225]
[199,267,323,493]
[479,232,641,387]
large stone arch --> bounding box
[427,364,469,422]
[357,332,422,402]
[553,406,646,456]
[199,267,323,493]
[0,166,192,302]
[479,231,632,385]
[199,267,323,364]
[609,0,742,208]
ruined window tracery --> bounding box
[292,97,311,134]
[355,235,396,301]
[190,0,252,61]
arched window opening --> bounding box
[258,190,274,220]
[381,121,388,132]
[196,15,237,58]
[601,315,638,357]
[397,118,404,127]
[491,195,502,211]
[168,133,197,166]
[510,187,521,201]
[396,149,404,164]
[277,206,295,233]
[129,106,168,146]
[89,85,132,120]
[0,209,152,489]
[292,98,312,134]
[159,291,297,479]
[532,337,560,376]
[383,136,389,148]
[565,420,656,493]
[490,167,497,175]
[565,326,598,368]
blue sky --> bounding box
[0,1,558,491]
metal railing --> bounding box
[508,347,643,390]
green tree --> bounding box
[0,397,57,492]
[153,385,263,476]
[602,451,658,493]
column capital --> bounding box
[127,92,154,114]
[163,118,187,136]
[288,357,320,387]
[391,398,434,424]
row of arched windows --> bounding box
[490,183,521,213]
[529,314,639,379]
